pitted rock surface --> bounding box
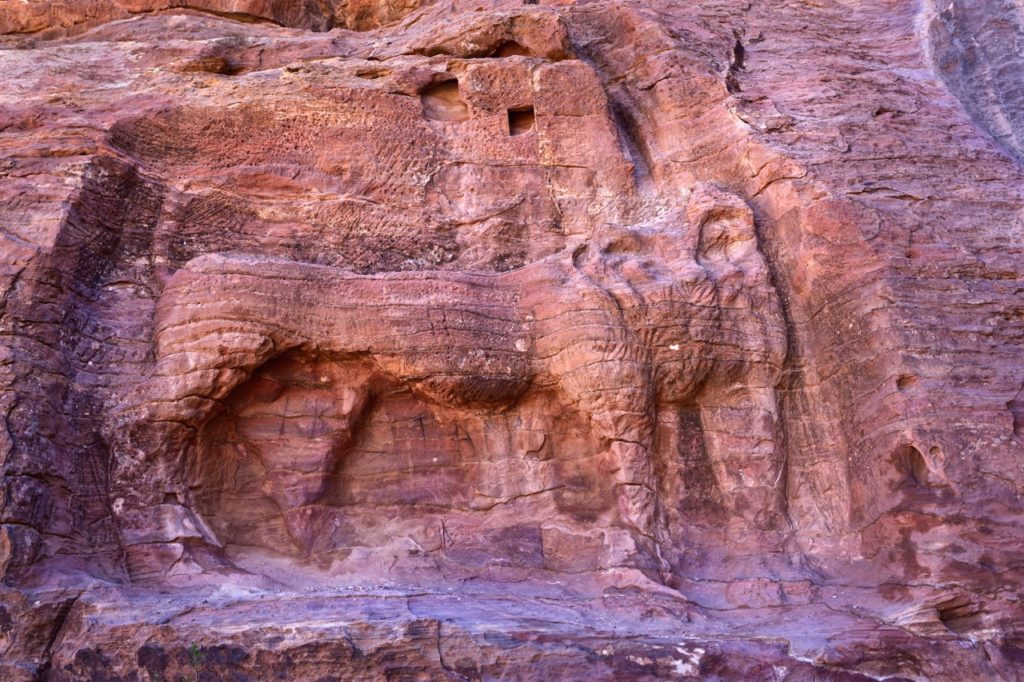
[2,1,1024,680]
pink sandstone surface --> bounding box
[1,0,1024,679]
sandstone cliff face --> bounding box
[2,1,1023,680]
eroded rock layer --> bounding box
[1,0,1023,679]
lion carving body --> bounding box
[114,184,788,573]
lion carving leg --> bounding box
[534,315,673,578]
[699,384,787,534]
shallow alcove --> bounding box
[355,67,391,80]
[492,40,531,57]
[936,594,982,634]
[181,54,243,75]
[896,374,917,391]
[420,79,470,122]
[894,444,931,487]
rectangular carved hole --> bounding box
[508,107,535,136]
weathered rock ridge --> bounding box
[2,0,1023,680]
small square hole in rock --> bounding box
[508,107,535,136]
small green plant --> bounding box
[188,642,206,682]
